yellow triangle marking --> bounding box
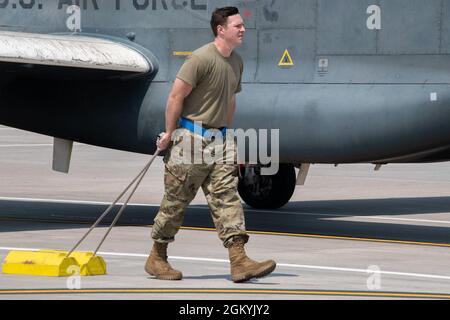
[278,49,294,66]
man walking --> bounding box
[146,7,276,283]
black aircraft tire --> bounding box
[238,164,296,209]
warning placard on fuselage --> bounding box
[278,49,294,67]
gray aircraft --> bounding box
[0,0,449,209]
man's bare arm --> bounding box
[166,78,193,133]
[157,78,193,150]
[227,95,236,127]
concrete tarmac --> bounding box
[0,126,450,300]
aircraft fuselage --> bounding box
[1,0,450,164]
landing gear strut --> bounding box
[237,164,296,209]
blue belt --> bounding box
[179,117,227,137]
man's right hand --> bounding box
[156,132,172,151]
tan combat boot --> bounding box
[228,240,276,283]
[145,242,182,280]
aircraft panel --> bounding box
[256,0,316,29]
[317,0,377,54]
[377,0,441,54]
[256,29,315,83]
[0,0,83,31]
[0,0,209,30]
[313,55,450,84]
[86,0,210,29]
[234,83,450,163]
[441,0,450,54]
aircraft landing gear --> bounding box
[237,164,296,209]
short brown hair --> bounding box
[210,7,240,37]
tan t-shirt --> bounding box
[176,42,243,128]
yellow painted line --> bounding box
[179,226,450,248]
[173,51,192,56]
[0,288,449,299]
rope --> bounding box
[66,149,161,258]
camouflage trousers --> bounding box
[151,128,249,248]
